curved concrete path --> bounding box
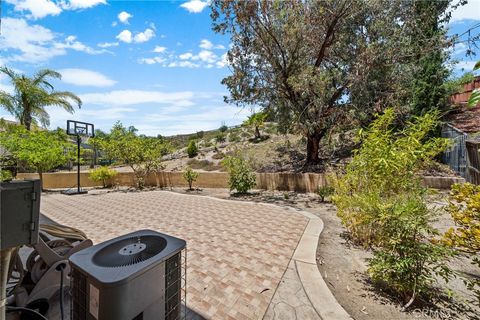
[41,190,350,320]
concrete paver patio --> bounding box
[41,190,310,319]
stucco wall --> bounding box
[16,171,463,192]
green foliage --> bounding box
[0,125,74,187]
[222,156,256,194]
[243,112,268,139]
[215,133,226,143]
[186,140,198,158]
[0,67,81,131]
[467,60,480,108]
[89,166,118,188]
[196,131,205,139]
[0,170,13,182]
[316,185,334,202]
[98,122,171,188]
[182,167,199,190]
[443,183,480,305]
[408,1,451,115]
[333,108,452,305]
[219,122,228,132]
[212,1,453,163]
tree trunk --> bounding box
[22,106,32,131]
[306,131,324,164]
[255,126,261,139]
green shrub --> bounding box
[333,108,452,307]
[215,133,226,143]
[219,122,228,132]
[182,167,199,190]
[316,185,334,202]
[186,140,198,158]
[196,131,205,139]
[89,166,118,188]
[0,170,13,182]
[443,183,480,306]
[222,156,256,194]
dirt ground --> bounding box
[164,187,479,320]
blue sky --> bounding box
[0,0,479,136]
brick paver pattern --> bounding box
[41,191,308,320]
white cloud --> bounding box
[179,52,193,60]
[199,39,213,49]
[450,1,480,22]
[133,28,155,43]
[116,30,133,43]
[0,18,108,63]
[197,50,217,63]
[6,0,105,19]
[6,0,61,19]
[58,68,117,87]
[456,60,478,70]
[98,41,119,48]
[180,0,209,13]
[61,0,106,10]
[117,29,155,44]
[139,56,166,65]
[216,53,228,68]
[56,35,108,55]
[153,46,167,53]
[118,11,133,24]
[79,90,195,106]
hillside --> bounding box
[162,122,355,173]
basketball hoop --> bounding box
[63,120,95,195]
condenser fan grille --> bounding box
[92,235,167,267]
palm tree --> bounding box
[0,67,82,130]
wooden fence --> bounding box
[466,140,480,184]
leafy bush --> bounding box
[215,133,226,143]
[89,166,118,188]
[187,140,198,158]
[0,170,13,182]
[98,122,171,189]
[219,122,228,132]
[317,185,334,202]
[182,167,199,190]
[222,156,256,194]
[196,131,205,139]
[333,108,452,307]
[443,183,480,305]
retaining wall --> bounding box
[17,171,464,192]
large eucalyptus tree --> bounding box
[211,0,453,163]
[0,67,82,131]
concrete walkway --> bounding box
[40,190,350,320]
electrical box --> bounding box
[0,179,41,250]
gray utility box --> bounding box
[70,229,186,320]
[0,179,41,250]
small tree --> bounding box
[333,108,452,308]
[98,122,171,188]
[182,167,199,191]
[0,125,74,189]
[186,140,198,158]
[443,183,480,306]
[243,112,268,140]
[89,166,118,188]
[222,156,256,194]
[468,61,480,107]
[219,121,228,132]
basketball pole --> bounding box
[77,134,81,194]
